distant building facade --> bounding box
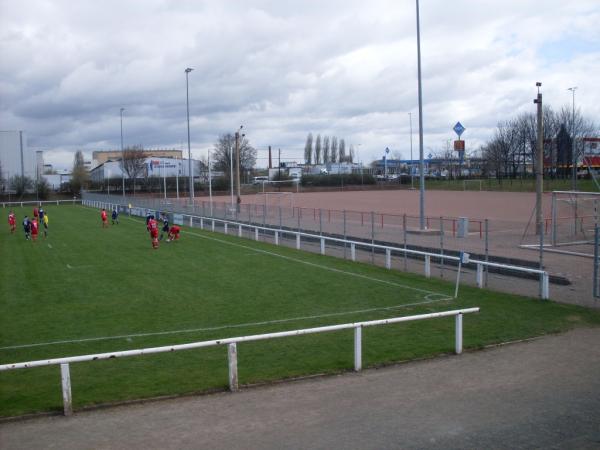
[92,149,183,167]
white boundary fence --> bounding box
[82,198,550,299]
[1,199,80,208]
[0,308,479,416]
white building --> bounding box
[90,157,199,183]
[0,130,36,181]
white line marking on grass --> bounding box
[0,297,451,351]
[183,229,451,299]
[122,213,450,299]
[66,264,94,270]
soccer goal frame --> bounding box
[255,191,294,219]
[551,191,600,246]
[462,179,483,191]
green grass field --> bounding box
[1,204,600,417]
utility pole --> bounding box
[235,126,243,211]
[534,82,545,298]
[534,82,544,236]
[568,87,578,191]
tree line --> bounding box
[304,133,355,165]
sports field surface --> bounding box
[1,204,599,417]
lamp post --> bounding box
[185,67,194,203]
[408,112,414,189]
[568,87,578,191]
[120,107,125,197]
[415,0,426,229]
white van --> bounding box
[252,176,269,185]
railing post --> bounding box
[189,216,193,227]
[425,255,431,278]
[296,234,301,250]
[476,264,483,288]
[354,326,362,371]
[212,220,215,232]
[275,231,279,245]
[351,243,356,261]
[228,343,238,392]
[385,249,391,269]
[455,313,463,354]
[60,363,73,416]
[255,227,259,241]
[320,238,325,255]
[238,224,242,237]
[200,218,203,229]
[224,223,228,234]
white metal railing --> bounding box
[1,199,80,208]
[0,308,479,416]
[82,199,550,299]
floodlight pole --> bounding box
[568,87,578,191]
[416,0,426,229]
[185,68,194,203]
[120,107,125,197]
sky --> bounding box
[1,0,599,170]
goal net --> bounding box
[551,191,600,246]
[255,192,294,220]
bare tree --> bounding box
[304,133,313,165]
[323,136,330,164]
[330,137,338,163]
[314,134,322,164]
[121,146,146,195]
[212,133,257,180]
[348,145,355,164]
[339,139,346,163]
[70,150,89,194]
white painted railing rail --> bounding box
[0,308,479,416]
[82,199,550,299]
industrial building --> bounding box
[0,130,36,182]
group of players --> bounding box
[99,208,180,249]
[145,212,180,249]
[7,206,49,241]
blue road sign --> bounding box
[453,122,465,137]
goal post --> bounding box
[255,191,294,220]
[462,179,483,191]
[551,191,600,246]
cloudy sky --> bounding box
[1,0,599,170]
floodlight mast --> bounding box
[120,107,125,197]
[415,0,426,230]
[185,67,194,203]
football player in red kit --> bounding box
[148,217,159,249]
[8,211,16,233]
[167,225,180,241]
[31,218,39,241]
[101,209,108,228]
